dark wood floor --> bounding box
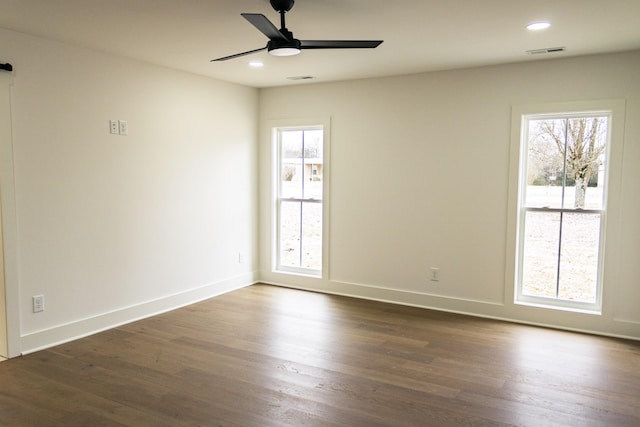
[1,284,639,426]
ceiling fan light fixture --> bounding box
[211,2,383,62]
[268,37,301,56]
[269,47,301,57]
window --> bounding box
[515,108,615,312]
[274,126,324,276]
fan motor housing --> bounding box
[268,37,301,52]
[270,0,295,12]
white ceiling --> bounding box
[1,0,639,88]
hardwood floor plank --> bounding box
[0,284,638,426]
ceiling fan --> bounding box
[211,0,383,61]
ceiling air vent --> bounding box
[526,47,566,55]
[287,76,316,81]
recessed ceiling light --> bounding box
[248,61,264,68]
[527,21,551,31]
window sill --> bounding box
[274,268,322,279]
[515,299,602,316]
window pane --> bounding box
[281,131,303,199]
[279,200,301,268]
[302,129,323,200]
[303,130,323,159]
[558,213,601,303]
[525,119,565,208]
[525,117,608,210]
[522,211,561,298]
[301,202,322,270]
[563,117,607,210]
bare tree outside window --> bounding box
[528,117,607,209]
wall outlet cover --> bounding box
[33,295,44,313]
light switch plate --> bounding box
[118,120,128,135]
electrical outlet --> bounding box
[430,267,440,282]
[109,120,119,134]
[238,252,244,264]
[33,295,44,313]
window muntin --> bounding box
[275,127,324,275]
[517,113,610,311]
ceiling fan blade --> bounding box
[241,13,289,41]
[300,40,383,49]
[211,46,267,62]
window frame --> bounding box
[271,118,330,278]
[507,100,626,315]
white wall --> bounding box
[1,27,637,355]
[0,28,259,355]
[259,51,640,339]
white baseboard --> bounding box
[20,272,257,355]
[19,271,639,355]
[260,275,640,342]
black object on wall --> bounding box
[0,63,13,72]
